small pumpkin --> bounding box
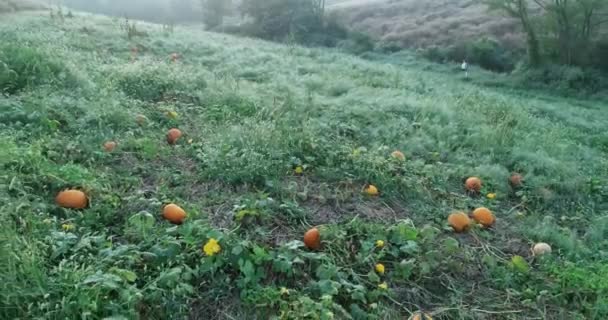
[409,312,433,320]
[532,242,552,256]
[472,207,495,227]
[465,177,482,192]
[391,150,405,161]
[103,141,117,152]
[56,189,88,209]
[364,184,379,196]
[448,212,471,233]
[135,114,147,125]
[304,227,321,250]
[162,204,187,225]
[167,128,182,145]
[510,173,523,187]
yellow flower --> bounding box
[280,287,290,295]
[487,193,496,200]
[61,224,75,231]
[378,282,388,290]
[375,240,385,248]
[375,263,385,274]
[294,166,304,175]
[203,238,221,256]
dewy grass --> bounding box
[0,11,607,320]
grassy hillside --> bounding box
[329,0,523,51]
[1,11,607,319]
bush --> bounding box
[419,38,517,72]
[338,32,374,55]
[468,38,515,72]
[515,64,607,93]
[0,44,77,95]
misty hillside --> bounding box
[0,0,45,12]
[1,7,608,320]
[62,0,203,23]
[330,0,523,50]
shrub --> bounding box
[515,64,607,93]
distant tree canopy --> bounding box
[483,0,608,69]
[236,0,360,49]
[201,0,232,29]
[239,0,325,40]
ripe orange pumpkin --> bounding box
[304,227,321,250]
[465,177,482,192]
[56,190,88,209]
[472,207,495,227]
[103,141,117,152]
[391,150,405,161]
[167,128,182,145]
[510,173,523,187]
[448,212,471,233]
[162,204,187,225]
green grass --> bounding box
[1,11,607,319]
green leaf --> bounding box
[442,237,460,254]
[316,264,338,280]
[510,255,530,274]
[110,268,137,283]
[367,270,380,283]
[317,280,340,296]
[399,240,419,254]
[232,245,244,256]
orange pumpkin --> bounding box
[465,177,482,192]
[472,207,495,227]
[103,141,117,152]
[167,128,182,145]
[56,190,88,209]
[304,228,321,250]
[391,150,405,161]
[510,173,523,187]
[162,204,187,225]
[448,212,471,233]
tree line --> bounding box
[484,0,608,70]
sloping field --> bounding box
[1,11,607,319]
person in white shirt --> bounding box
[461,60,468,78]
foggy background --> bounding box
[60,0,206,23]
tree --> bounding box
[483,0,542,66]
[202,0,231,29]
[531,0,608,64]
